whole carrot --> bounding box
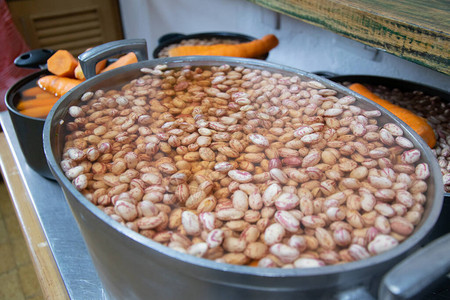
[19,104,55,118]
[100,52,138,73]
[34,90,59,99]
[168,34,279,58]
[17,96,59,111]
[37,75,83,97]
[349,83,436,148]
[21,86,45,98]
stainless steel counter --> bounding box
[0,111,105,299]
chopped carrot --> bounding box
[100,52,138,73]
[47,50,78,78]
[19,104,54,118]
[74,59,107,80]
[37,75,83,97]
[349,83,436,148]
[74,64,85,80]
[17,97,59,111]
[168,34,279,58]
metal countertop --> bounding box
[0,111,105,299]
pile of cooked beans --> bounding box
[60,64,431,268]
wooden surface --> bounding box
[248,0,450,75]
[0,132,69,300]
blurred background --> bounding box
[5,0,449,92]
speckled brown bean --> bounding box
[218,253,249,265]
[181,211,201,236]
[389,216,414,236]
[270,243,300,263]
[206,229,224,248]
[274,211,300,232]
[264,223,286,246]
[368,234,399,255]
[244,242,268,259]
[222,236,247,253]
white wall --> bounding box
[118,0,449,92]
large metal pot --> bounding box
[43,39,446,300]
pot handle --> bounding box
[378,233,450,299]
[78,38,148,80]
[14,48,55,69]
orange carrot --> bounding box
[100,52,138,73]
[349,83,436,148]
[37,75,83,97]
[21,86,45,98]
[34,90,58,99]
[248,260,260,267]
[47,50,78,78]
[21,86,57,102]
[74,60,107,80]
[168,34,279,58]
[19,104,55,118]
[74,64,85,80]
[17,97,59,111]
[74,47,107,80]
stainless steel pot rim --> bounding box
[43,56,444,278]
